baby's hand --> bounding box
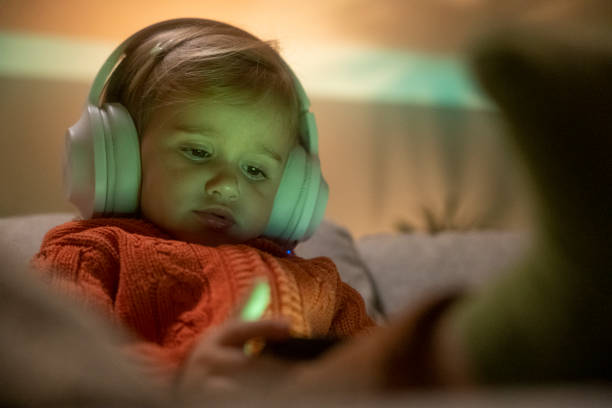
[177,318,291,394]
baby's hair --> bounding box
[102,19,300,141]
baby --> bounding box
[32,18,375,387]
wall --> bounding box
[0,0,560,237]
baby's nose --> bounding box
[208,184,238,202]
[205,169,240,202]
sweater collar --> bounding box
[75,217,296,257]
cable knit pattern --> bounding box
[31,218,375,371]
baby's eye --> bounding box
[243,165,267,181]
[180,147,211,161]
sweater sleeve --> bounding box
[31,224,120,317]
[328,280,377,338]
[277,253,377,338]
[31,224,192,379]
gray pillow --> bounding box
[356,230,529,317]
[0,213,75,270]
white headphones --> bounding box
[63,18,328,243]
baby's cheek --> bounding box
[140,177,178,225]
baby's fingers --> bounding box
[217,319,291,348]
[189,345,250,374]
[179,348,248,394]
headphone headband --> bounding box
[89,19,209,106]
[89,18,318,154]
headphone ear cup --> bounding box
[98,103,141,215]
[300,156,329,240]
[264,146,306,240]
[63,103,140,219]
[264,146,329,243]
[64,105,107,218]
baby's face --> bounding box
[139,95,295,246]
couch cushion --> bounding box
[356,230,530,317]
[0,213,75,270]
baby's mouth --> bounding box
[193,210,236,231]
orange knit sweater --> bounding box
[32,218,375,371]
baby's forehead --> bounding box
[177,95,297,134]
[152,97,298,151]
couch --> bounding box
[3,213,611,407]
[0,212,528,323]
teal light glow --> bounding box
[284,45,494,109]
[240,280,271,321]
[0,31,494,110]
[0,31,113,82]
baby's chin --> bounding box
[170,228,252,247]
